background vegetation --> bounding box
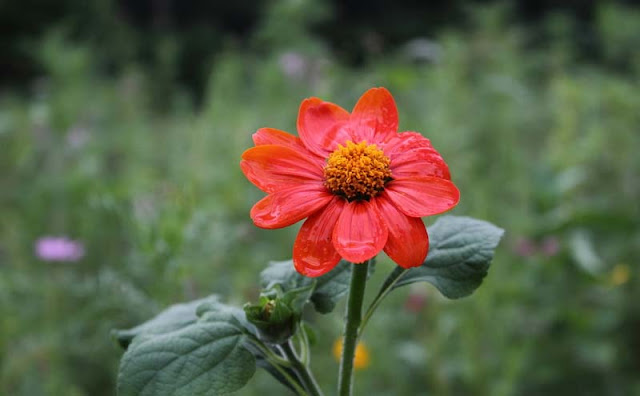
[1,1,639,395]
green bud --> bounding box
[243,283,314,344]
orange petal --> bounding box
[384,131,450,179]
[332,199,388,263]
[297,97,351,157]
[293,197,345,277]
[377,195,428,268]
[252,128,304,149]
[252,128,325,167]
[250,184,333,229]
[349,87,398,144]
[382,131,431,158]
[384,177,460,218]
[241,145,323,193]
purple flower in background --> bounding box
[404,290,428,313]
[66,125,90,149]
[35,237,85,262]
[541,236,560,257]
[279,52,307,79]
[514,237,536,257]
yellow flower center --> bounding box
[323,140,392,201]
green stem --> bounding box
[298,322,311,366]
[337,260,370,396]
[281,340,324,396]
[247,335,292,367]
[359,268,408,336]
[247,338,308,396]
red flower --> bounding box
[241,88,459,277]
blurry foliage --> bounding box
[1,1,639,395]
[1,0,636,99]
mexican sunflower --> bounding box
[241,88,459,277]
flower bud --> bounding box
[244,284,314,344]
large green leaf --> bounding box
[381,216,504,299]
[117,311,255,396]
[113,295,220,349]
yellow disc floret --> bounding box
[323,140,392,201]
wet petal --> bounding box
[333,199,388,263]
[384,131,450,179]
[390,150,451,180]
[350,87,398,144]
[383,131,431,158]
[377,196,428,268]
[250,184,333,229]
[384,177,460,217]
[293,197,345,277]
[241,144,323,193]
[297,97,351,157]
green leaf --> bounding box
[259,259,306,290]
[309,261,353,314]
[112,295,220,349]
[117,312,256,396]
[196,299,252,330]
[281,283,316,314]
[260,259,356,314]
[383,216,504,299]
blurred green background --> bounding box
[1,0,639,395]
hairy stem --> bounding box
[281,340,324,396]
[247,338,308,396]
[337,260,369,396]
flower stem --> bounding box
[337,260,369,396]
[247,338,308,396]
[281,340,324,396]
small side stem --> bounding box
[281,340,324,396]
[337,260,369,396]
[247,338,308,396]
[298,322,311,366]
[359,268,408,336]
[247,336,292,367]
